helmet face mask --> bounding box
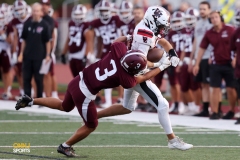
[119,1,133,24]
[170,11,185,31]
[14,8,26,19]
[184,8,199,28]
[96,0,112,23]
[13,1,27,19]
[99,9,111,21]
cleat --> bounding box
[15,95,33,110]
[194,110,209,117]
[168,136,193,151]
[209,112,220,120]
[57,144,78,157]
[235,118,240,125]
[222,111,234,119]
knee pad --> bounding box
[157,98,169,111]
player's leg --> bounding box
[133,80,193,150]
[43,72,52,97]
[117,86,124,103]
[194,59,210,116]
[97,88,138,118]
[222,65,237,119]
[101,88,112,108]
[14,63,24,97]
[235,79,240,124]
[209,64,222,119]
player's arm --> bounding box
[96,36,103,59]
[84,29,94,57]
[51,27,57,55]
[158,38,179,67]
[189,38,196,62]
[18,40,25,63]
[12,27,18,53]
[61,33,69,64]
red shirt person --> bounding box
[15,42,171,157]
[193,11,236,120]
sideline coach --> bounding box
[19,3,51,98]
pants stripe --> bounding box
[139,81,158,107]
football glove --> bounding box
[168,49,180,67]
[159,57,171,71]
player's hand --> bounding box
[231,58,236,68]
[18,53,23,63]
[61,54,66,64]
[11,52,18,66]
[126,34,132,41]
[193,65,199,76]
[159,57,171,71]
[170,56,180,67]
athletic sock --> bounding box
[158,107,173,134]
[62,142,70,148]
[20,88,24,96]
[7,86,12,93]
[42,92,46,98]
[203,102,209,112]
[104,89,112,105]
[52,91,58,98]
[174,102,179,110]
[218,102,222,112]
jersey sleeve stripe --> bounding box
[137,29,153,38]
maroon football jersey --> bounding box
[11,16,31,55]
[90,15,121,58]
[83,42,137,95]
[167,29,185,57]
[68,21,89,54]
[181,27,194,57]
[119,19,135,36]
[231,27,240,78]
[200,24,235,65]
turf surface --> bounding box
[0,110,239,160]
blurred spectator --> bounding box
[189,1,212,117]
[160,0,173,14]
[178,1,191,12]
[133,0,148,11]
[19,3,51,98]
[193,11,237,120]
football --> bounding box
[147,48,164,62]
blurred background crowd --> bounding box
[0,0,240,124]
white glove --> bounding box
[10,52,18,66]
[159,57,171,71]
[87,53,96,64]
[153,51,168,68]
[170,56,180,67]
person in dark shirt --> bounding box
[40,0,58,98]
[19,3,51,98]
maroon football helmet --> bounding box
[235,9,240,26]
[121,50,148,76]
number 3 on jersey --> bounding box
[95,59,117,81]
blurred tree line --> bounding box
[2,0,90,9]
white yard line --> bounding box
[0,132,239,135]
[0,145,240,148]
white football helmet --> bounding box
[170,11,185,31]
[143,6,170,37]
[234,9,240,26]
[71,4,87,24]
[110,3,118,16]
[13,0,27,19]
[97,0,112,24]
[185,8,199,28]
[119,1,133,24]
[0,3,9,25]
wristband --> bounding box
[168,49,178,57]
[153,62,160,68]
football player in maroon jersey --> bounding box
[15,42,172,157]
[62,4,93,77]
[11,0,31,97]
[118,1,135,36]
[154,11,185,114]
[0,9,14,100]
[90,0,122,108]
[176,8,201,115]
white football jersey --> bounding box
[131,20,160,55]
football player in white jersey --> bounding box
[97,6,193,150]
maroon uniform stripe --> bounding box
[137,29,153,38]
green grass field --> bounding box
[0,110,239,160]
